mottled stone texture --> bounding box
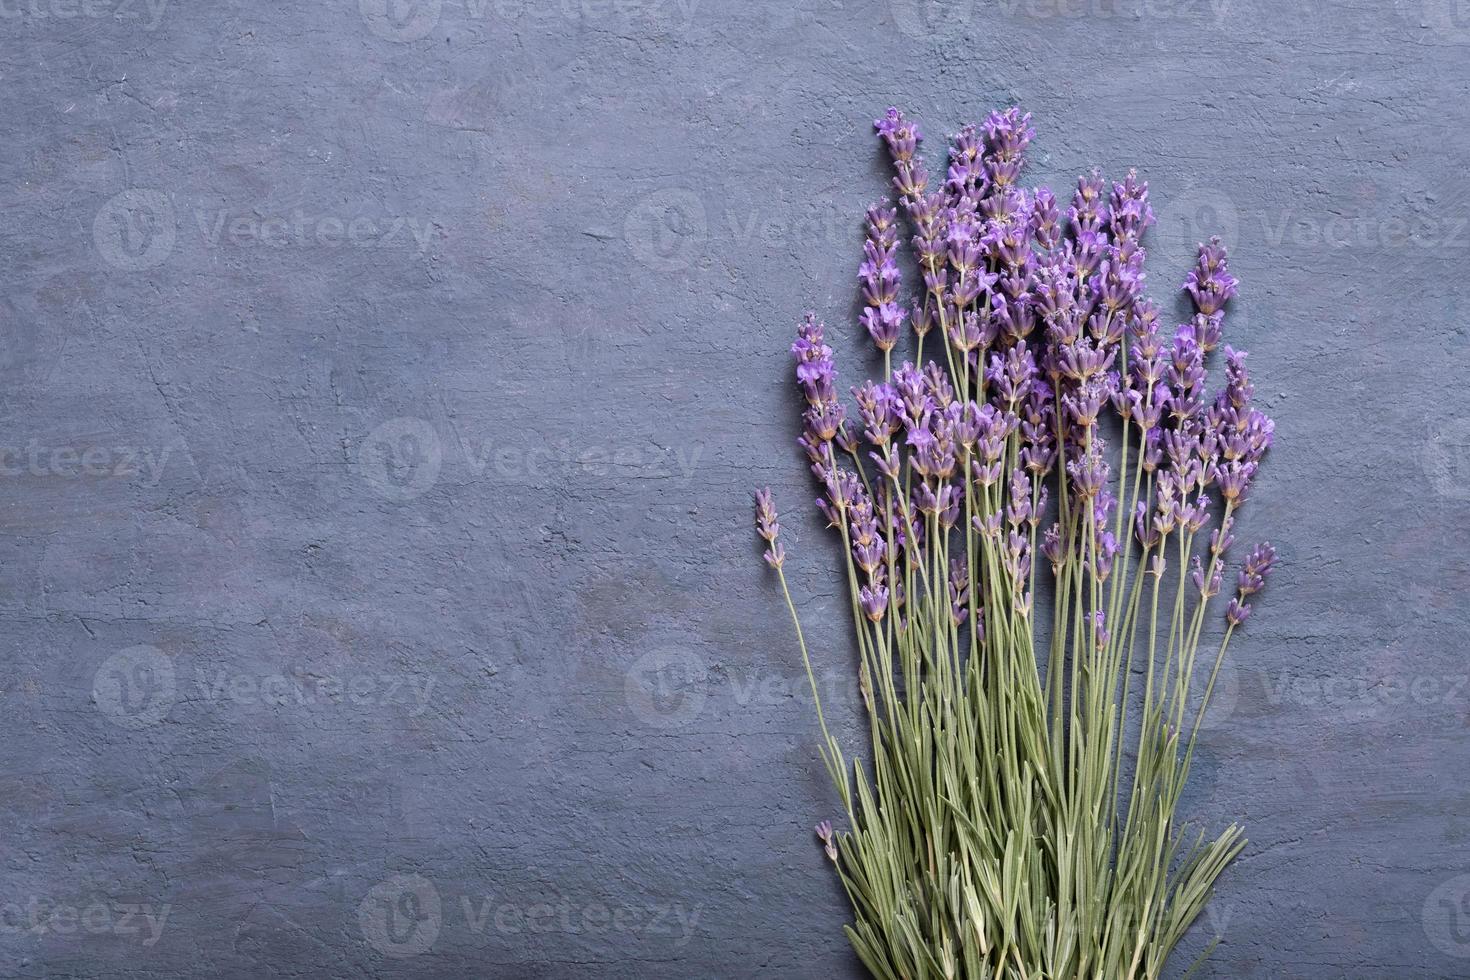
[0,0,1467,976]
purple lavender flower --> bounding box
[876,109,929,205]
[753,488,785,569]
[1237,542,1277,595]
[848,491,886,574]
[1134,500,1160,549]
[1108,169,1155,243]
[1041,523,1064,570]
[1225,597,1252,626]
[860,583,889,622]
[948,559,970,626]
[1066,445,1109,500]
[814,820,839,862]
[1226,542,1277,625]
[981,108,1034,190]
[854,381,901,446]
[1191,555,1223,596]
[1069,169,1108,233]
[1184,236,1239,316]
[859,204,907,352]
[875,108,921,162]
[1031,187,1062,251]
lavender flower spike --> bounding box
[1226,541,1277,625]
[753,488,785,569]
[859,203,906,352]
[1184,236,1240,316]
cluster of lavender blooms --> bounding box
[762,105,1276,640]
[753,108,1281,976]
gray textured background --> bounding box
[2,0,1468,976]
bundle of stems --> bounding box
[753,107,1277,979]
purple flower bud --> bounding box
[1055,336,1113,383]
[847,493,886,575]
[754,488,780,541]
[875,108,921,162]
[1108,169,1155,242]
[1183,236,1239,316]
[860,584,889,622]
[1141,426,1164,473]
[974,511,1003,539]
[1092,531,1119,581]
[1066,446,1109,499]
[1182,494,1212,532]
[1042,523,1064,570]
[911,299,936,338]
[870,444,901,481]
[814,820,839,862]
[948,559,970,626]
[892,361,930,420]
[987,342,1038,405]
[1006,468,1033,527]
[1211,514,1236,555]
[1134,500,1160,549]
[981,108,1034,189]
[924,362,956,408]
[1237,542,1277,596]
[1069,169,1108,233]
[1225,597,1251,626]
[1191,555,1223,596]
[1215,460,1258,504]
[1187,312,1224,353]
[938,484,962,529]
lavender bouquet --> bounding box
[754,108,1276,979]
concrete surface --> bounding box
[1,0,1468,976]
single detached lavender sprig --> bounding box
[754,487,784,569]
